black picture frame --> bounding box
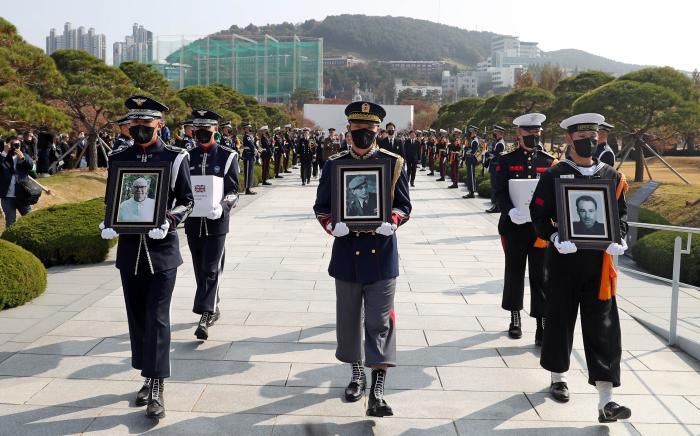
[555,178,621,250]
[331,158,392,232]
[104,161,171,234]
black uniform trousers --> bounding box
[489,165,497,204]
[274,154,283,177]
[312,159,319,178]
[261,156,271,182]
[187,234,226,314]
[500,225,546,317]
[438,153,446,178]
[300,157,312,183]
[450,159,459,184]
[407,160,417,185]
[427,153,435,174]
[120,264,177,379]
[243,158,255,190]
[540,248,622,387]
[464,155,477,193]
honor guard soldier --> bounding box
[322,127,340,161]
[113,116,133,149]
[485,125,506,213]
[175,119,196,151]
[241,122,257,195]
[273,127,285,179]
[259,126,272,185]
[100,96,194,420]
[298,127,314,185]
[283,124,293,173]
[184,109,240,340]
[462,125,480,198]
[219,121,234,148]
[447,130,462,189]
[530,113,630,423]
[436,129,447,181]
[426,129,437,176]
[493,113,556,344]
[596,121,616,166]
[313,101,412,417]
[417,130,428,171]
[403,130,420,187]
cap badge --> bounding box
[197,110,207,116]
[361,103,370,113]
[132,98,147,107]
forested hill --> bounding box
[215,15,647,74]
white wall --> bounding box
[303,104,414,132]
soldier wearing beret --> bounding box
[184,109,240,340]
[530,113,630,423]
[100,96,194,420]
[313,101,411,417]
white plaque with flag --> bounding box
[508,179,540,222]
[190,175,223,217]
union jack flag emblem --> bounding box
[194,185,206,193]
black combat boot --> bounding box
[195,312,211,340]
[344,361,366,402]
[135,377,151,406]
[535,316,545,346]
[508,310,522,339]
[366,369,393,417]
[462,192,475,199]
[146,378,165,419]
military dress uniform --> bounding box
[447,139,462,188]
[463,126,480,198]
[403,135,420,186]
[259,129,272,185]
[241,125,257,194]
[183,110,240,340]
[272,129,284,178]
[530,113,631,423]
[112,133,133,150]
[486,126,506,212]
[102,96,194,420]
[313,101,411,418]
[283,126,293,172]
[493,143,555,342]
[298,129,314,185]
[426,134,436,176]
[435,133,447,181]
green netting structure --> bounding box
[154,34,323,102]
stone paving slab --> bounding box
[0,166,698,435]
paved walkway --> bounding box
[0,165,699,435]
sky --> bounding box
[3,0,697,71]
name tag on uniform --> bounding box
[190,175,223,217]
[560,174,575,179]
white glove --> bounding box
[606,239,628,256]
[508,208,528,225]
[376,222,398,236]
[207,204,223,220]
[552,233,577,254]
[326,221,350,237]
[148,221,170,240]
[99,221,118,240]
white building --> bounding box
[46,22,106,61]
[113,23,154,66]
[394,80,442,101]
[441,71,479,101]
[489,35,543,68]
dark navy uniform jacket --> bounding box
[260,134,272,158]
[493,147,556,235]
[174,135,195,151]
[487,139,505,172]
[463,137,479,161]
[108,139,194,274]
[595,143,615,167]
[242,133,257,160]
[184,143,240,237]
[297,137,314,159]
[112,134,133,150]
[313,147,412,284]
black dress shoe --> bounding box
[344,364,366,402]
[427,172,434,176]
[463,192,475,199]
[535,327,543,346]
[550,382,570,403]
[302,182,306,186]
[447,184,458,188]
[485,205,500,213]
[508,311,522,339]
[135,378,151,406]
[436,177,445,181]
[410,183,415,187]
[275,175,283,179]
[246,189,256,195]
[284,170,292,173]
[599,401,631,422]
[366,369,393,417]
[262,181,272,185]
[146,379,165,419]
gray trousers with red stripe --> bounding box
[334,278,396,367]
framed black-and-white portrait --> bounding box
[555,178,621,250]
[331,158,392,232]
[104,161,170,234]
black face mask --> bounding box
[522,135,539,149]
[573,137,596,158]
[195,129,214,144]
[129,125,156,145]
[350,129,377,149]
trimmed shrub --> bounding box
[0,239,47,310]
[477,178,491,198]
[2,198,116,267]
[631,230,700,286]
[238,162,269,192]
[637,207,671,239]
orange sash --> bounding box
[598,173,629,301]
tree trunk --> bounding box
[88,133,98,171]
[634,139,645,182]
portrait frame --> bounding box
[104,161,171,234]
[554,178,621,250]
[331,158,392,232]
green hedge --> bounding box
[0,239,47,310]
[238,162,276,192]
[2,198,117,267]
[477,178,491,198]
[637,207,671,239]
[631,230,700,286]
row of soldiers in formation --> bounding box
[101,94,630,424]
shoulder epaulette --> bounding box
[108,145,130,156]
[220,144,237,154]
[378,148,400,159]
[329,150,349,160]
[165,144,187,154]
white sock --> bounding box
[551,372,568,384]
[595,381,613,409]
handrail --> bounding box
[622,221,699,345]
